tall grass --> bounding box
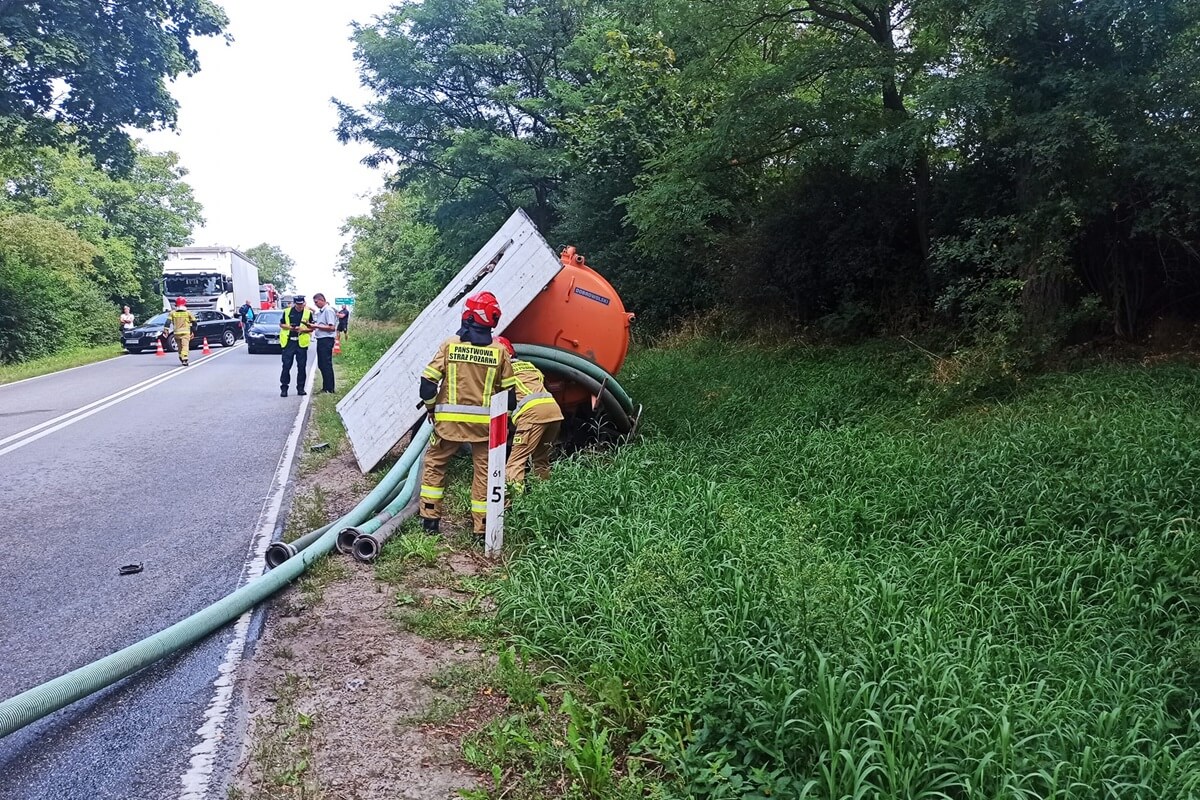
[497,342,1200,798]
[0,342,120,385]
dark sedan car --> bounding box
[245,309,285,354]
[122,310,243,354]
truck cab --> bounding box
[162,247,260,316]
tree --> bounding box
[0,0,229,168]
[335,0,592,239]
[0,145,204,315]
[0,214,112,362]
[338,189,456,319]
[244,243,296,291]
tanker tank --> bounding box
[504,247,634,417]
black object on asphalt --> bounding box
[118,563,144,575]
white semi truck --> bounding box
[161,247,260,316]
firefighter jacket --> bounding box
[421,336,517,442]
[163,309,197,337]
[510,360,564,426]
[279,307,314,348]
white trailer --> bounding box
[162,247,260,316]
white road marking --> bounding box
[179,359,316,800]
[0,346,241,458]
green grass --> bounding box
[299,319,406,473]
[491,341,1200,798]
[0,342,122,385]
[244,672,320,798]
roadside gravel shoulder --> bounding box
[229,330,502,800]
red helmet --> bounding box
[462,291,501,328]
[175,296,187,306]
[496,336,514,357]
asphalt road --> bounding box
[0,341,316,799]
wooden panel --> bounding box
[336,209,563,472]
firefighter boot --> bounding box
[420,434,459,531]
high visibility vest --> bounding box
[280,307,314,348]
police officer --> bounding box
[161,297,197,366]
[280,295,314,397]
[418,291,517,536]
[496,336,564,492]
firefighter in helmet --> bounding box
[161,296,197,366]
[496,336,564,492]
[418,291,517,536]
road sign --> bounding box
[334,297,355,305]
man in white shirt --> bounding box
[311,293,339,393]
[120,305,135,338]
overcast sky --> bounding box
[138,0,396,300]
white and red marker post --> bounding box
[485,391,508,557]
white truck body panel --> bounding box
[163,247,259,317]
[337,209,563,473]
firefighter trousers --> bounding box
[420,435,489,534]
[506,420,560,491]
[174,334,191,363]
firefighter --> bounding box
[418,291,517,536]
[161,297,197,366]
[496,336,563,493]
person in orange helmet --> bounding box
[417,291,517,536]
[160,297,197,366]
[495,336,563,493]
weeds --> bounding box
[490,341,1200,798]
[296,553,348,607]
[0,342,120,385]
[244,673,319,798]
[282,487,327,543]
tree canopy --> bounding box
[0,0,228,168]
[244,243,296,292]
[337,0,1200,356]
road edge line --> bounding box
[178,358,317,800]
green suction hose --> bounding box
[337,435,430,553]
[512,344,635,415]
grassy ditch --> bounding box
[300,319,405,475]
[489,342,1200,798]
[0,342,121,385]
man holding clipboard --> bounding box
[279,295,314,397]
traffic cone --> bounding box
[202,337,212,355]
[333,338,342,356]
[155,338,165,357]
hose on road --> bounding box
[0,420,433,740]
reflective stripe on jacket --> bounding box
[164,309,196,337]
[280,307,314,348]
[510,360,564,425]
[423,336,517,441]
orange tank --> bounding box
[505,247,633,411]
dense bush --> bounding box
[0,215,114,362]
[338,0,1200,350]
